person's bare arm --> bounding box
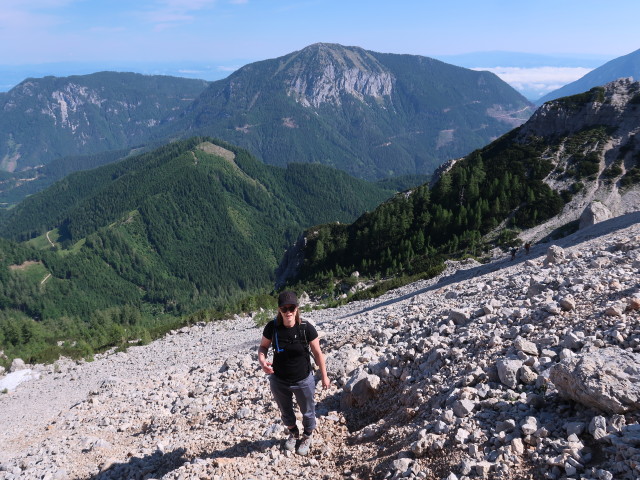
[309,338,330,389]
[258,336,273,374]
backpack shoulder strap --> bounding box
[298,320,313,371]
[272,317,284,353]
[299,320,308,345]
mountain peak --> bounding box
[277,43,393,108]
[520,77,640,138]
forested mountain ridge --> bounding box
[0,72,209,172]
[0,138,394,363]
[0,148,133,208]
[168,43,534,179]
[279,78,640,291]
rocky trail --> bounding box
[1,213,640,480]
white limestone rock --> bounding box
[341,367,381,408]
[497,358,523,389]
[550,347,640,414]
[579,201,612,229]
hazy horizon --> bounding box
[0,49,620,101]
[2,0,638,99]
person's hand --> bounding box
[261,361,274,375]
[321,375,330,389]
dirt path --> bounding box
[45,230,55,248]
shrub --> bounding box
[254,309,276,328]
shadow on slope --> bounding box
[86,448,187,480]
[343,211,640,319]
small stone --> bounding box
[522,417,539,436]
[455,428,470,444]
[559,297,576,311]
[515,337,538,356]
[627,297,640,311]
[452,399,476,418]
[511,438,525,455]
[605,305,623,316]
[519,365,537,385]
[449,309,470,325]
[589,416,608,440]
[497,358,522,389]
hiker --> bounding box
[525,242,531,254]
[510,247,517,261]
[257,291,330,456]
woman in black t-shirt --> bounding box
[257,291,329,456]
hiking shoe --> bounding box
[284,433,298,451]
[297,434,313,456]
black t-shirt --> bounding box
[262,319,318,383]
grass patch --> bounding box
[26,229,59,250]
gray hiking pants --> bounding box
[269,372,316,433]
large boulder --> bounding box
[543,245,565,266]
[328,345,361,383]
[9,358,27,372]
[579,201,612,229]
[341,367,381,408]
[550,347,640,414]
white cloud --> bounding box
[473,66,593,98]
[142,0,217,26]
[0,1,75,29]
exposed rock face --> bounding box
[519,78,640,139]
[181,42,534,180]
[550,347,640,414]
[516,78,640,244]
[0,73,209,171]
[285,44,394,108]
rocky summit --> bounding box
[1,212,640,480]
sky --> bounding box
[1,0,638,99]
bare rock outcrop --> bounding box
[550,347,640,414]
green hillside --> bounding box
[0,149,131,207]
[0,137,394,365]
[285,130,563,292]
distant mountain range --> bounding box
[0,72,209,171]
[3,79,640,364]
[537,48,640,104]
[0,43,534,189]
